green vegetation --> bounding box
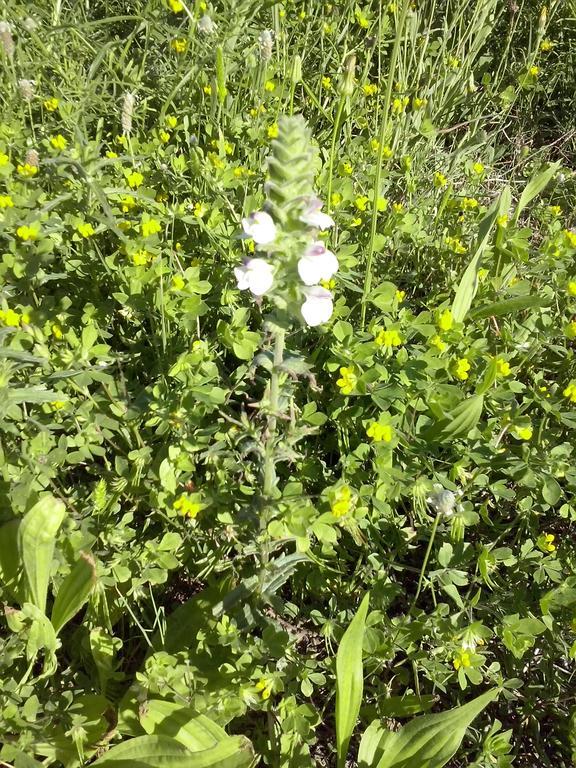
[1,1,576,766]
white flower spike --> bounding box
[300,197,334,230]
[298,241,339,286]
[234,258,274,296]
[242,211,277,245]
[301,285,334,327]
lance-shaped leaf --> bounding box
[18,496,66,613]
[375,688,499,768]
[140,700,230,752]
[51,552,97,634]
[336,592,370,768]
[422,395,484,443]
[512,161,560,224]
[0,518,24,603]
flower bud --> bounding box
[338,52,356,97]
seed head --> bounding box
[18,79,36,102]
[121,91,136,136]
[0,21,14,59]
[25,148,39,168]
[258,29,274,61]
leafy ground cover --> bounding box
[1,0,576,766]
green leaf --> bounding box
[542,477,562,506]
[358,721,395,768]
[0,518,24,603]
[452,187,510,323]
[51,552,97,634]
[18,496,66,613]
[378,695,436,717]
[336,592,370,768]
[422,395,484,443]
[512,162,560,224]
[140,700,230,751]
[92,735,254,768]
[470,294,551,320]
[375,688,499,768]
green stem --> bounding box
[412,511,442,608]
[361,0,411,330]
[326,97,345,213]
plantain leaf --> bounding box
[0,518,24,603]
[18,496,66,613]
[51,552,97,634]
[378,694,436,717]
[140,700,230,752]
[375,688,499,768]
[336,592,370,768]
[422,395,484,443]
[92,734,254,768]
[512,162,560,224]
[471,294,551,320]
[358,721,395,768]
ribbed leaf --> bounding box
[512,162,560,224]
[51,552,97,634]
[0,518,24,603]
[336,592,370,767]
[376,688,499,768]
[471,294,551,320]
[422,395,484,443]
[92,735,254,768]
[18,496,66,613]
[140,700,229,752]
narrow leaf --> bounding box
[512,162,560,224]
[336,592,370,767]
[422,395,484,443]
[471,294,551,320]
[140,700,230,752]
[51,552,97,634]
[18,496,66,613]
[0,518,24,603]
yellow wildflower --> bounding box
[392,202,404,214]
[396,289,405,302]
[366,422,394,443]
[565,321,576,339]
[106,151,118,159]
[362,83,378,97]
[77,222,95,238]
[203,85,212,95]
[430,335,447,352]
[264,80,275,92]
[355,195,370,212]
[0,153,9,166]
[538,533,556,553]
[514,426,533,440]
[126,170,144,189]
[194,201,208,218]
[208,152,225,170]
[412,96,426,109]
[336,366,357,395]
[0,194,14,208]
[166,115,178,129]
[0,309,22,327]
[350,217,362,227]
[331,485,354,517]
[564,381,576,403]
[171,38,188,53]
[131,250,151,266]
[50,400,67,410]
[472,162,485,175]
[172,275,185,291]
[540,39,554,51]
[17,163,38,177]
[50,134,67,151]
[341,161,353,175]
[529,65,539,77]
[255,678,273,700]
[355,9,369,28]
[44,97,59,111]
[382,145,393,159]
[330,192,342,207]
[454,357,471,381]
[267,123,279,139]
[437,309,453,332]
[461,197,478,210]
[159,130,171,143]
[141,219,162,237]
[447,55,460,69]
[173,493,203,518]
[375,329,402,348]
[567,281,576,297]
[120,195,136,212]
[320,278,336,290]
[391,96,409,115]
[376,197,389,212]
[434,171,447,188]
[445,235,467,254]
[495,358,511,377]
[453,650,471,670]
[16,224,40,241]
[321,76,332,90]
[51,323,64,339]
[564,230,576,248]
[548,205,561,216]
[168,0,183,11]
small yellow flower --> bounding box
[50,400,67,410]
[366,422,394,443]
[115,135,128,147]
[174,493,203,518]
[194,201,208,218]
[51,323,64,339]
[141,218,162,237]
[412,96,426,110]
[430,335,447,352]
[50,134,67,151]
[472,161,485,175]
[392,202,404,214]
[350,217,362,227]
[106,150,118,159]
[381,145,393,159]
[567,281,576,297]
[565,321,576,340]
[341,161,353,175]
[16,224,40,241]
[538,533,556,553]
[168,0,183,11]
[208,152,225,170]
[267,123,279,139]
[540,39,554,51]
[369,138,380,152]
[255,677,273,700]
[514,426,533,440]
[0,309,22,327]
[391,96,409,115]
[564,230,576,248]
[564,381,576,403]
[336,366,357,395]
[376,197,388,212]
[447,55,460,69]
[330,192,342,207]
[0,194,14,208]
[264,80,275,92]
[395,289,405,302]
[355,9,369,28]
[331,485,353,517]
[120,195,136,212]
[77,222,95,238]
[437,309,453,332]
[355,195,370,212]
[203,84,212,96]
[320,278,336,290]
[547,205,561,216]
[17,163,38,177]
[159,130,171,143]
[171,38,188,53]
[453,650,471,670]
[375,329,402,348]
[0,153,9,166]
[131,249,151,266]
[166,115,178,129]
[495,358,511,377]
[299,9,306,19]
[445,235,467,254]
[497,214,509,228]
[126,170,144,189]
[454,357,471,381]
[321,76,332,90]
[172,275,185,290]
[461,197,478,211]
[529,65,539,77]
[44,97,60,112]
[362,83,378,97]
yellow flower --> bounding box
[120,195,136,212]
[412,96,426,109]
[336,366,357,395]
[208,152,225,170]
[131,250,151,266]
[366,422,394,443]
[172,275,185,290]
[0,309,22,327]
[472,161,485,175]
[173,493,203,519]
[567,281,576,297]
[538,532,556,553]
[437,309,453,332]
[497,214,509,228]
[454,357,471,381]
[391,96,409,115]
[495,358,511,377]
[331,485,353,517]
[369,138,380,152]
[115,134,128,147]
[565,320,576,340]
[194,201,208,218]
[396,289,405,302]
[381,145,393,159]
[126,170,144,189]
[564,230,576,248]
[320,278,336,290]
[171,38,188,53]
[106,150,118,159]
[564,381,576,403]
[51,323,64,339]
[392,202,404,214]
[267,123,279,139]
[44,97,59,111]
[540,39,554,51]
[355,195,370,212]
[166,115,178,129]
[255,678,273,700]
[447,55,460,69]
[462,197,478,210]
[362,83,378,97]
[0,194,14,208]
[445,235,466,254]
[355,9,369,28]
[17,163,38,177]
[0,153,9,166]
[77,222,95,238]
[453,650,471,670]
[50,400,67,410]
[430,335,447,352]
[159,130,171,143]
[203,84,212,95]
[341,161,353,175]
[330,192,342,207]
[350,217,362,227]
[321,76,332,89]
[548,205,561,216]
[141,218,162,237]
[16,224,40,241]
[514,426,533,440]
[375,329,402,348]
[50,134,67,151]
[168,0,183,11]
[264,80,275,92]
[376,197,389,212]
[529,65,539,77]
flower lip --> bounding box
[300,197,335,230]
[301,285,334,327]
[298,240,339,286]
[234,258,274,296]
[241,210,277,245]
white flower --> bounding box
[300,197,334,230]
[298,241,338,286]
[427,484,459,518]
[241,211,277,245]
[197,15,216,35]
[234,258,274,296]
[301,286,334,327]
